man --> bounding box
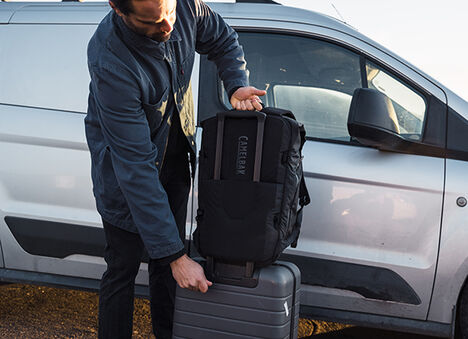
[85,0,265,337]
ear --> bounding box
[109,1,123,16]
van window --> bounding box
[220,32,362,141]
[0,25,95,113]
[366,62,427,140]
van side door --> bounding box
[197,24,446,321]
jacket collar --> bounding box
[111,11,181,60]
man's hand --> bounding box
[230,86,266,111]
[170,254,213,293]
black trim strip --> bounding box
[5,217,421,305]
[5,216,106,259]
[300,305,451,338]
[4,216,172,264]
[360,54,368,89]
[280,254,421,305]
[447,107,468,161]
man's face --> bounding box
[110,0,177,42]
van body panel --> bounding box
[0,24,94,113]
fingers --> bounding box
[235,98,262,111]
[252,97,263,111]
[198,280,209,293]
[186,277,212,293]
[171,256,213,293]
[198,277,213,293]
[253,102,263,111]
[240,100,247,111]
[245,99,254,111]
[230,86,267,111]
[231,90,265,111]
[180,261,213,293]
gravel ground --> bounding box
[0,284,438,338]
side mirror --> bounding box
[347,88,404,150]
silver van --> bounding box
[0,1,467,337]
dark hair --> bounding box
[112,0,133,15]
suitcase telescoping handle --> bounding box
[214,111,266,182]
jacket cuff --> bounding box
[151,248,186,266]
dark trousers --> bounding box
[98,152,191,339]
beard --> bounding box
[149,31,171,42]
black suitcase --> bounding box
[194,108,310,266]
[172,260,301,339]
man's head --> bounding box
[109,0,177,42]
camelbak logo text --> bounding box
[236,136,248,175]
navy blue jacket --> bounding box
[85,0,248,259]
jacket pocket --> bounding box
[98,146,129,213]
[142,88,169,131]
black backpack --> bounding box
[194,107,310,267]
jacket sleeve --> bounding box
[90,64,184,259]
[194,0,249,97]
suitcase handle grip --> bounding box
[214,111,266,182]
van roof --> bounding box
[1,1,352,33]
[0,2,27,23]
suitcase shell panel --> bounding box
[173,261,300,339]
